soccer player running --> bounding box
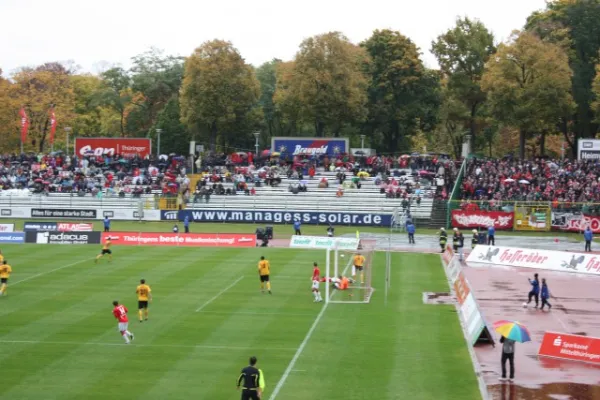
[311,262,322,302]
[0,260,12,296]
[95,237,112,263]
[136,279,152,322]
[524,273,540,308]
[258,256,271,294]
[112,300,134,344]
[352,252,365,284]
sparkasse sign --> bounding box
[74,138,152,158]
[539,332,600,365]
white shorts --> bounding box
[118,322,128,332]
[312,280,319,290]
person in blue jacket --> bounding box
[584,226,593,252]
[487,225,495,246]
[184,215,190,233]
[293,220,301,236]
[523,273,539,308]
[407,221,415,244]
[540,278,552,311]
[104,216,111,232]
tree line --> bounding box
[2,0,600,159]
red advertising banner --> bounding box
[74,138,152,158]
[442,244,454,266]
[538,332,600,365]
[451,210,514,230]
[552,212,600,234]
[58,223,93,232]
[453,272,471,306]
[102,232,256,247]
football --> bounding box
[340,254,345,258]
[522,303,528,308]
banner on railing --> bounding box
[0,207,160,222]
[467,245,600,276]
[552,211,600,233]
[0,223,15,232]
[451,210,514,230]
[514,204,551,232]
[102,232,256,247]
[165,209,391,226]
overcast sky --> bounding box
[1,0,548,76]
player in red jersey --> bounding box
[311,262,322,302]
[112,300,135,344]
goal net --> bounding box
[325,243,375,304]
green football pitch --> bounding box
[0,244,480,400]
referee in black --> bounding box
[237,356,265,399]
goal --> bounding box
[325,244,375,304]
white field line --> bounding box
[198,310,315,316]
[269,256,353,400]
[11,258,95,287]
[0,339,295,351]
[195,276,244,312]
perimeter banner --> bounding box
[75,137,152,158]
[467,245,600,276]
[539,332,600,364]
[102,232,256,247]
[289,235,359,250]
[451,210,514,230]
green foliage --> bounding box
[274,32,369,138]
[361,29,441,152]
[481,31,575,159]
[593,63,600,121]
[180,40,260,151]
[526,0,600,141]
[431,17,495,149]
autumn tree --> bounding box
[274,32,369,137]
[361,29,441,152]
[592,63,600,122]
[481,31,574,160]
[90,67,133,137]
[526,0,600,149]
[180,40,260,152]
[9,63,76,152]
[431,17,495,149]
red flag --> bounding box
[19,107,29,144]
[49,107,57,145]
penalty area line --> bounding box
[11,258,95,287]
[195,276,244,312]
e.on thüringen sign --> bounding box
[74,138,152,158]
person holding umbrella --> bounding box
[493,320,531,382]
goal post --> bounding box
[325,245,375,304]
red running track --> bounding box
[463,263,600,399]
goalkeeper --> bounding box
[327,275,355,290]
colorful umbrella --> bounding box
[493,320,531,343]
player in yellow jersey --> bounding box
[95,237,112,263]
[136,279,152,322]
[352,253,366,284]
[0,260,12,296]
[258,256,271,294]
[0,249,5,264]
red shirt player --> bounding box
[311,262,322,303]
[112,301,134,344]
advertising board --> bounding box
[102,232,256,247]
[0,232,25,244]
[538,332,600,365]
[451,210,514,230]
[0,223,15,232]
[24,222,58,231]
[31,209,97,219]
[577,139,600,161]
[26,231,101,245]
[552,211,600,233]
[289,236,359,250]
[443,256,489,345]
[166,209,390,226]
[74,137,152,158]
[271,137,349,159]
[467,245,600,276]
